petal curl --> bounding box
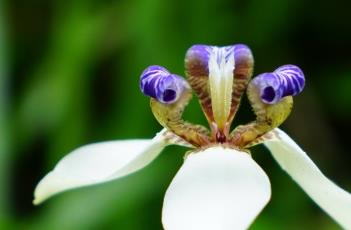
[264,128,351,229]
[162,146,271,230]
[33,129,170,205]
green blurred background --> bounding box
[1,0,350,229]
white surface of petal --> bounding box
[162,146,271,230]
[34,129,169,205]
[264,128,351,229]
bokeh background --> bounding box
[1,0,351,229]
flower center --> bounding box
[140,45,305,149]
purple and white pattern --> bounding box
[212,46,235,66]
[185,45,236,76]
[140,65,186,104]
[251,64,305,104]
[185,44,252,72]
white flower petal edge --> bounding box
[162,146,271,230]
[264,128,351,229]
[33,129,170,205]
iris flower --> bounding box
[34,44,351,229]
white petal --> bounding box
[34,129,169,205]
[264,128,351,229]
[162,146,271,230]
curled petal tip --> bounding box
[233,44,253,61]
[252,64,305,104]
[186,45,210,62]
[185,45,211,77]
[275,64,305,96]
[140,65,186,104]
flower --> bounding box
[33,44,351,229]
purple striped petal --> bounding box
[140,65,186,104]
[251,65,305,104]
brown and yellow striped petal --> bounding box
[227,45,254,125]
[150,87,211,147]
[185,45,213,123]
[230,82,293,148]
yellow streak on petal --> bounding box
[208,47,234,130]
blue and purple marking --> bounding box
[140,65,186,104]
[251,64,305,104]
